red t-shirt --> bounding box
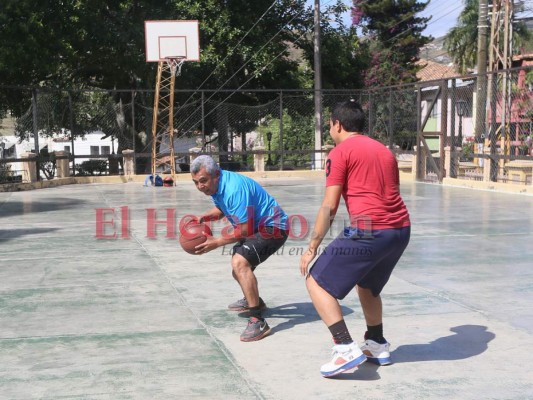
[325,135,410,230]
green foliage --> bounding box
[0,163,16,183]
[0,0,310,91]
[461,141,475,161]
[0,0,318,152]
[363,85,418,149]
[0,0,78,86]
[352,0,432,85]
[76,159,108,176]
[444,0,531,74]
[260,109,315,168]
[39,148,56,180]
[526,70,533,86]
[444,0,480,74]
[13,90,128,144]
[299,2,367,89]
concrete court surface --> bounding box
[0,177,532,400]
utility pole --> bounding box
[488,0,514,180]
[314,0,323,170]
[475,0,489,141]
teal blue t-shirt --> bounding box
[211,170,288,231]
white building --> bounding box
[1,129,114,178]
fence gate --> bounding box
[416,83,445,182]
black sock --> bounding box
[248,306,263,320]
[365,323,386,344]
[328,320,353,345]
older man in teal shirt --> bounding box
[190,155,288,342]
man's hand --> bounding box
[299,247,317,277]
[194,234,219,254]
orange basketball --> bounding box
[179,221,212,255]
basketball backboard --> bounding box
[144,20,200,62]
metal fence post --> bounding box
[31,89,40,180]
[489,71,498,182]
[440,80,448,178]
[368,92,374,136]
[68,91,76,176]
[279,91,283,170]
[201,90,205,150]
[131,90,136,174]
[416,85,422,181]
[388,88,393,148]
[450,79,457,178]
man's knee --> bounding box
[231,255,252,276]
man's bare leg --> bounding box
[357,285,382,326]
[306,275,343,326]
[232,253,259,307]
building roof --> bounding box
[416,59,460,82]
[513,53,533,60]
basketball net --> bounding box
[165,56,186,77]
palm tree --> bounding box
[444,0,481,74]
[445,0,531,75]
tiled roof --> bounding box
[416,59,459,82]
[513,53,533,62]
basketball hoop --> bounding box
[165,56,186,76]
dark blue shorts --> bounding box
[309,226,411,299]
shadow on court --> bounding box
[307,325,495,381]
[327,364,382,381]
[392,325,495,363]
[259,302,355,335]
[0,227,60,242]
[0,199,86,218]
[1,180,531,399]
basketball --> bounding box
[179,221,212,254]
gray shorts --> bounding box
[310,226,410,299]
[232,227,288,269]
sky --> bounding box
[310,0,466,39]
[417,0,465,38]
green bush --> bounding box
[76,160,108,176]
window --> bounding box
[90,146,99,155]
[64,146,70,153]
[101,146,111,155]
[3,145,15,158]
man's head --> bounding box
[190,155,221,196]
[330,100,366,133]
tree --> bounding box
[444,0,482,74]
[0,1,77,86]
[0,0,312,91]
[298,1,368,89]
[351,0,432,86]
[260,109,315,169]
[445,0,532,74]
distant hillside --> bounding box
[420,35,452,64]
[421,24,533,66]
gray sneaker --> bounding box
[240,317,271,342]
[227,297,267,311]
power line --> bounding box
[171,0,461,144]
[172,0,349,133]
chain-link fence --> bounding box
[1,65,532,184]
[422,66,533,183]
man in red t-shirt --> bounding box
[300,100,411,378]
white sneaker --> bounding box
[320,343,367,378]
[360,339,391,365]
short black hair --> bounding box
[330,100,365,132]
